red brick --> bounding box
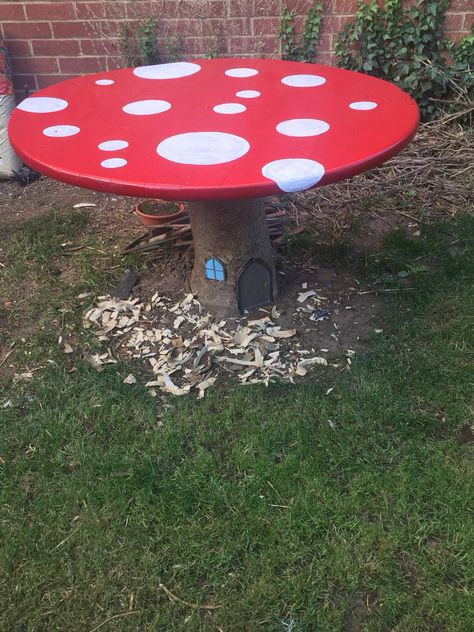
[59,56,106,73]
[124,1,157,19]
[80,39,118,56]
[229,0,280,18]
[3,40,30,57]
[106,56,123,71]
[12,73,37,92]
[161,17,231,37]
[52,21,95,38]
[324,15,353,32]
[0,2,26,21]
[445,13,465,32]
[11,57,59,74]
[162,0,225,18]
[184,36,226,56]
[37,73,76,88]
[103,1,127,19]
[3,22,52,39]
[284,0,314,14]
[318,32,333,52]
[74,1,106,19]
[228,35,265,55]
[315,52,336,66]
[449,0,474,10]
[332,0,357,14]
[252,17,281,35]
[447,31,468,43]
[32,39,81,56]
[254,34,280,56]
[463,14,474,31]
[26,2,77,20]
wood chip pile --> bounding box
[83,292,340,397]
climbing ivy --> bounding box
[280,2,323,62]
[118,18,161,66]
[334,0,474,121]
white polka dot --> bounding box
[213,103,247,114]
[17,97,68,113]
[349,101,378,110]
[276,118,330,137]
[262,159,325,193]
[225,68,259,78]
[43,125,80,137]
[95,79,114,86]
[157,132,250,166]
[133,62,201,80]
[98,140,129,151]
[236,90,261,99]
[122,100,171,115]
[101,158,127,169]
[281,74,326,87]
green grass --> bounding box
[0,212,473,631]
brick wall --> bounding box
[1,0,473,98]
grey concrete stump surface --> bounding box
[188,199,277,316]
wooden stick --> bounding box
[159,583,220,610]
[0,349,14,369]
[89,611,141,632]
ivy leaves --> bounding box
[280,2,323,63]
[334,0,474,122]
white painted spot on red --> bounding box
[236,90,261,98]
[225,68,259,78]
[276,118,330,137]
[98,140,129,151]
[133,62,201,80]
[213,103,247,114]
[349,101,378,110]
[17,97,68,113]
[122,100,171,115]
[101,158,127,168]
[43,125,80,137]
[262,158,325,192]
[281,74,326,87]
[95,79,114,86]
[157,132,250,165]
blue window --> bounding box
[205,258,225,281]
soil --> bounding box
[0,175,403,372]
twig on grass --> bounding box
[358,288,416,294]
[89,611,141,632]
[159,583,221,610]
[49,527,80,552]
[0,349,14,369]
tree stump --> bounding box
[188,199,277,316]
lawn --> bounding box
[1,177,473,630]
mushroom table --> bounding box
[8,58,419,315]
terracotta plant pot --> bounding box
[136,199,186,227]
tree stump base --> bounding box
[188,199,277,316]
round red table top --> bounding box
[9,58,419,201]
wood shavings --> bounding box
[266,327,296,338]
[123,373,137,385]
[297,290,317,302]
[83,287,339,398]
[162,373,191,396]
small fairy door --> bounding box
[237,258,273,312]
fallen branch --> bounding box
[159,583,220,610]
[89,611,141,632]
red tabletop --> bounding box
[9,58,419,201]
